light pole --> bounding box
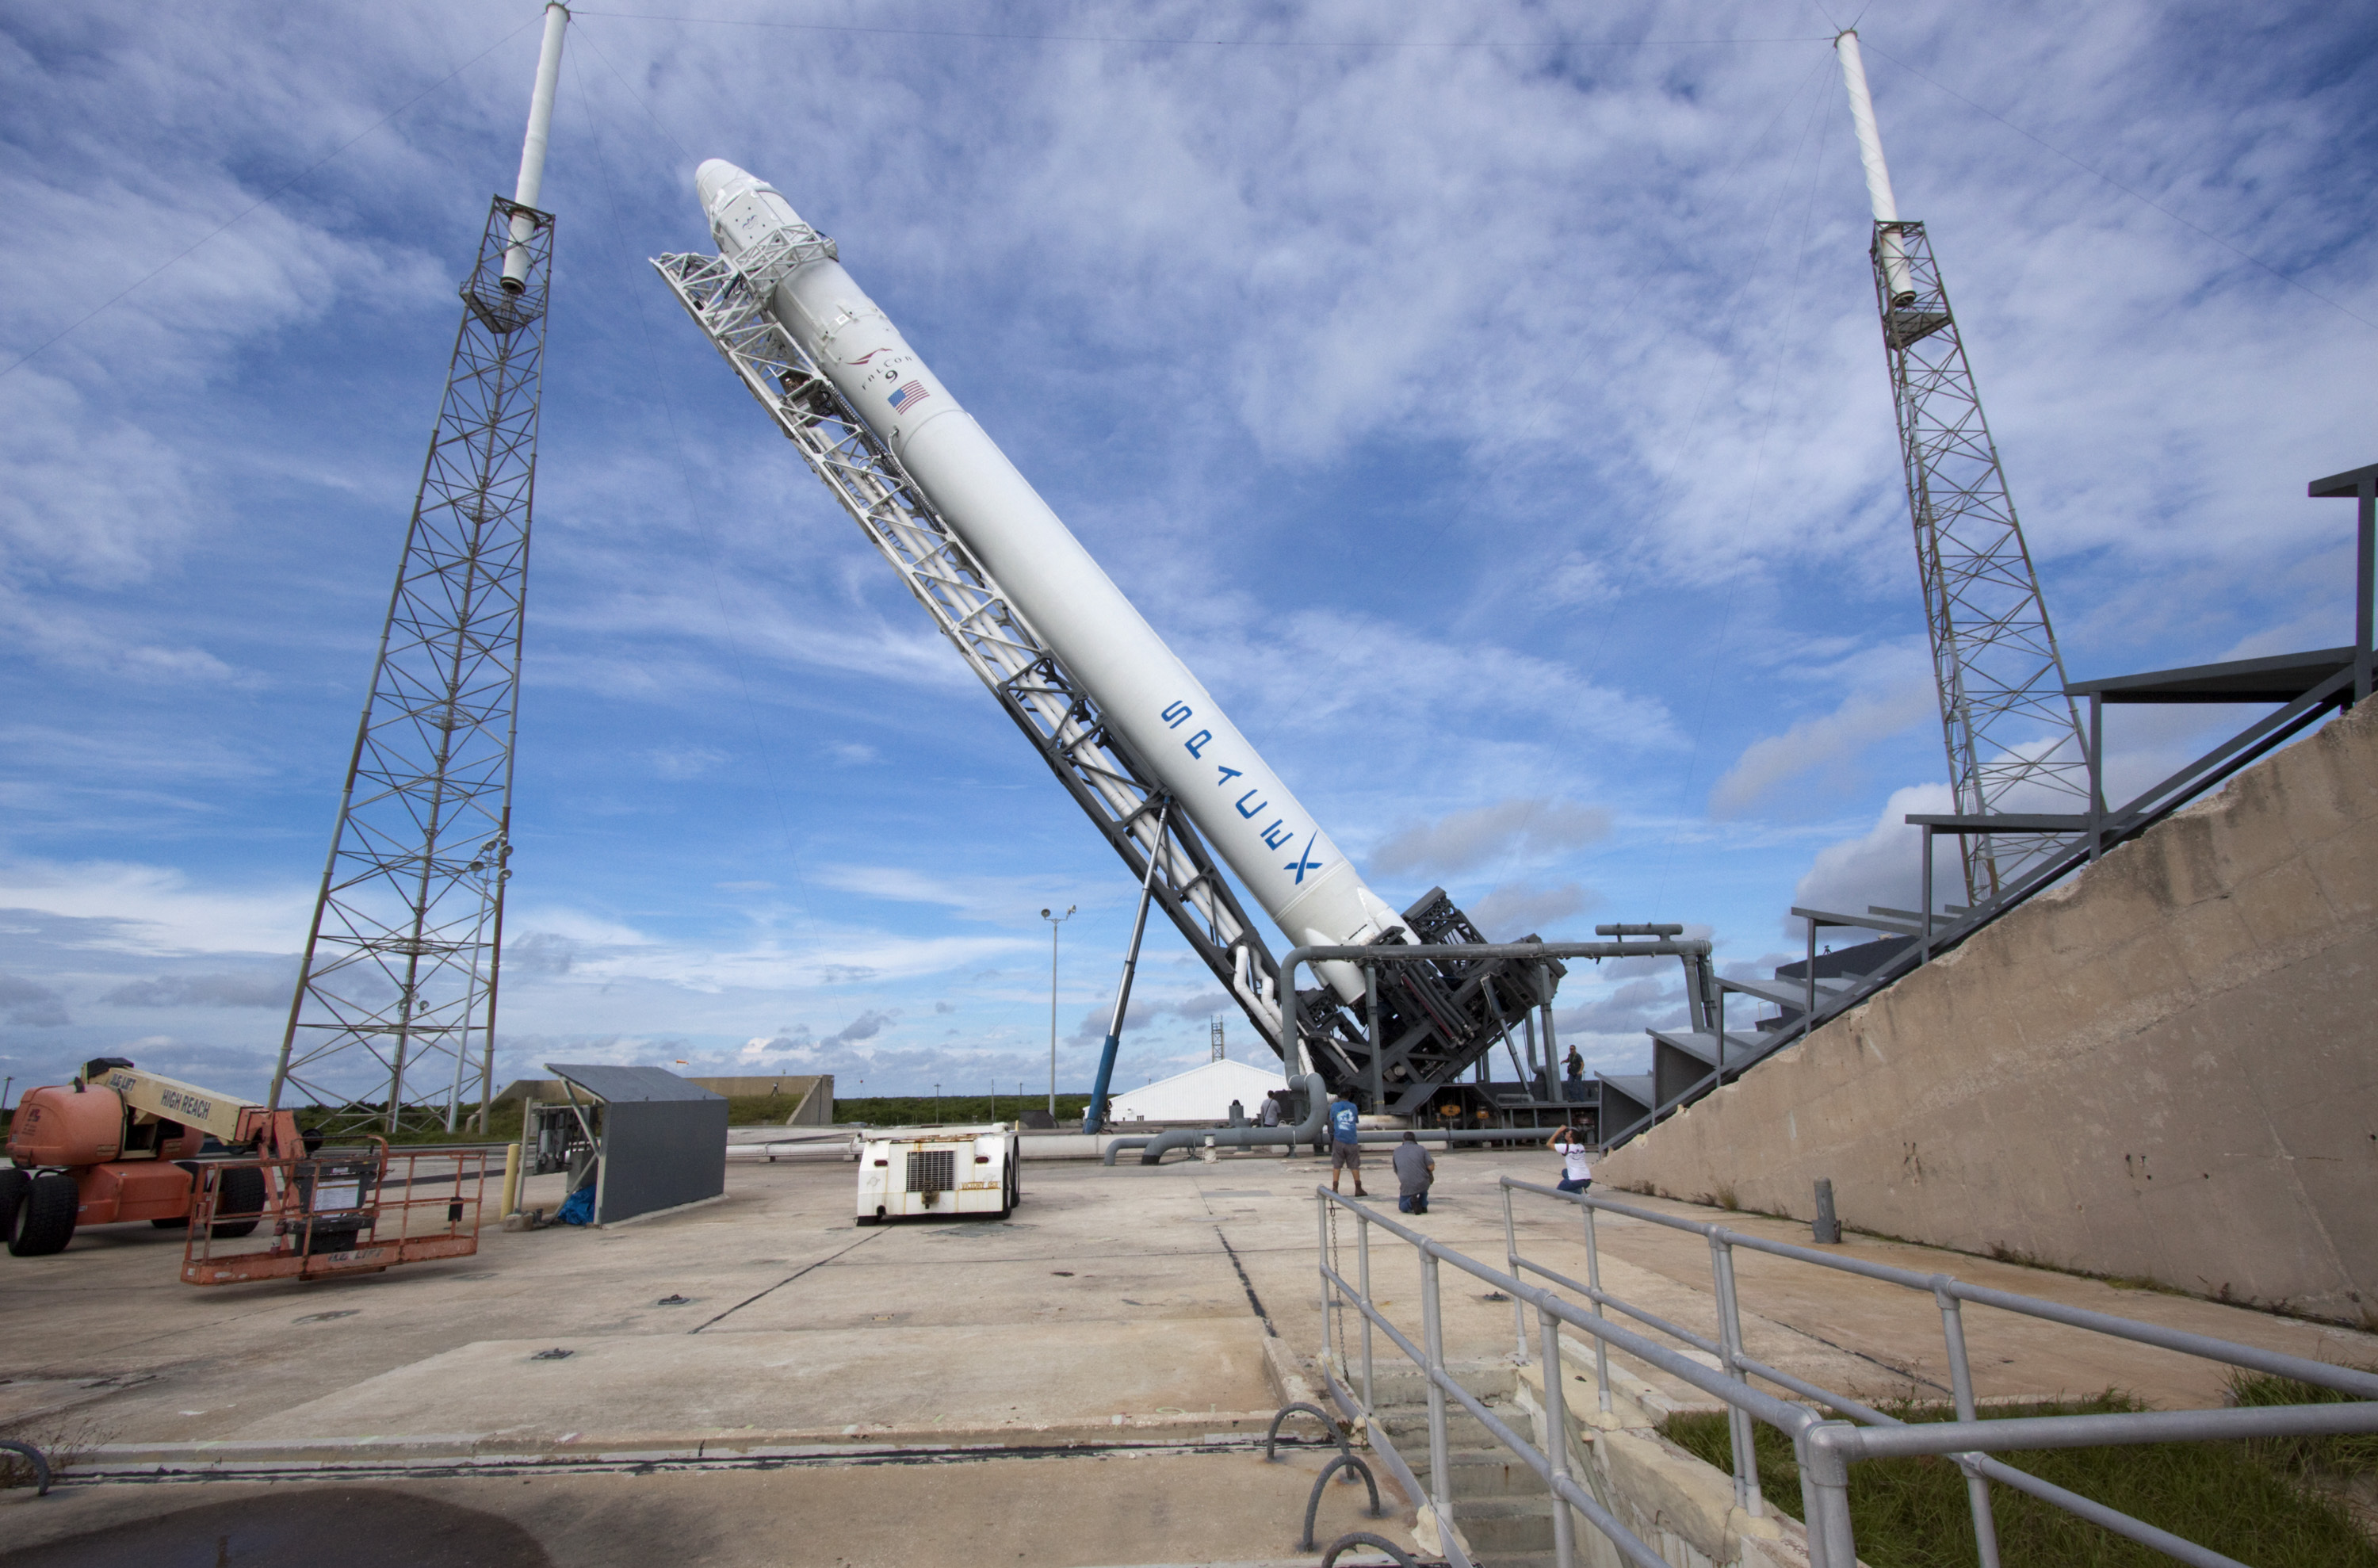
[1041,904,1075,1119]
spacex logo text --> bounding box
[1160,701,1317,876]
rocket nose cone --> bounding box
[695,158,752,216]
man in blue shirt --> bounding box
[1329,1094,1367,1197]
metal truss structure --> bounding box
[269,197,549,1135]
[654,237,1544,1111]
[1873,220,2089,903]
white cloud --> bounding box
[1374,798,1613,878]
[0,858,313,957]
[648,744,729,779]
[812,864,1085,925]
[1790,784,1961,926]
[100,969,292,1008]
[0,973,71,1027]
[1465,882,1597,939]
[1709,677,1938,817]
[1188,606,1679,750]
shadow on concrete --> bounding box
[6,1487,553,1567]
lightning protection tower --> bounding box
[269,4,570,1135]
[1836,31,2090,904]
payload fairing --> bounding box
[696,159,1413,1000]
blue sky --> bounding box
[2,1,2372,1106]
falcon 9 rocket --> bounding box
[697,159,1412,1001]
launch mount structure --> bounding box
[1837,31,2091,905]
[269,5,570,1135]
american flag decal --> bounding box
[888,381,929,412]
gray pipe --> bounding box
[1115,1096,1578,1166]
[1279,939,1707,1115]
[1111,939,1698,1167]
[1122,1073,1327,1165]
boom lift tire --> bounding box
[0,1168,27,1237]
[210,1166,266,1239]
[7,1172,78,1256]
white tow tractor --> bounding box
[854,1123,1019,1224]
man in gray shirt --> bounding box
[1391,1130,1436,1215]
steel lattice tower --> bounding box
[270,7,568,1134]
[1838,33,2089,903]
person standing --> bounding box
[1329,1092,1367,1196]
[1547,1123,1592,1194]
[1259,1092,1281,1128]
[1391,1130,1436,1214]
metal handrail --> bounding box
[1318,1181,2378,1568]
[1318,1187,1826,1568]
[1503,1179,2378,1401]
[1487,1177,2378,1568]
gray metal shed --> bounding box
[545,1063,728,1226]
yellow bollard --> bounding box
[499,1140,523,1217]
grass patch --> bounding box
[285,1088,823,1146]
[247,1087,1064,1145]
[1661,1391,2378,1567]
[721,1092,822,1127]
[2229,1367,2378,1482]
[294,1103,523,1146]
[834,1094,1092,1126]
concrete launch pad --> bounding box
[3,1148,2371,1564]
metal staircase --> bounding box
[1599,932,1911,1149]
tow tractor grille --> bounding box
[905,1149,955,1194]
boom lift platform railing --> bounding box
[654,242,1588,1109]
[1315,1179,2378,1568]
[182,1140,489,1286]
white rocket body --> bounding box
[697,160,1407,1003]
[499,2,570,294]
[1833,30,1917,307]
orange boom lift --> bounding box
[4,1057,487,1284]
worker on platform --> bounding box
[1392,1130,1435,1215]
[1563,1045,1585,1102]
[1547,1124,1592,1194]
[1329,1092,1367,1197]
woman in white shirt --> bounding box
[1547,1125,1592,1194]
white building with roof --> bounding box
[1110,1057,1288,1124]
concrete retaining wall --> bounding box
[1512,1344,1809,1568]
[1599,702,2378,1325]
